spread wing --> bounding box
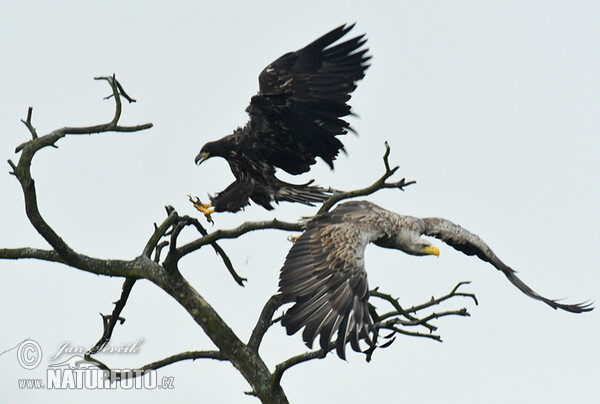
[246,24,370,175]
[422,217,593,313]
[279,205,381,359]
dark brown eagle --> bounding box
[279,200,593,359]
[191,24,370,221]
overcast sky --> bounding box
[1,1,599,403]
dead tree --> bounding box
[1,76,476,403]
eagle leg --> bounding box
[188,196,215,224]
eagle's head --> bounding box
[408,239,440,257]
[382,230,440,257]
[374,227,440,257]
[195,140,225,165]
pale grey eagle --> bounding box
[278,200,593,359]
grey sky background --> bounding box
[1,1,599,403]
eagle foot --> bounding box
[189,196,215,224]
[288,234,301,243]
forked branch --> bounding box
[268,282,478,385]
[85,350,227,382]
[87,278,137,356]
[3,76,290,403]
[318,141,416,214]
[8,75,152,270]
[372,281,477,342]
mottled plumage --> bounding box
[195,24,370,214]
[279,200,593,359]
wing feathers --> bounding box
[250,24,369,175]
[279,220,377,358]
[422,217,593,313]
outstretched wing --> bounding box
[422,217,593,313]
[246,24,370,175]
[279,205,381,359]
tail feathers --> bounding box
[276,180,333,206]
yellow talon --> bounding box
[189,196,215,224]
[288,235,301,243]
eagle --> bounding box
[278,200,593,359]
[191,24,370,221]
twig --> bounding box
[272,348,328,386]
[383,326,442,341]
[84,350,227,381]
[115,78,137,103]
[374,282,477,332]
[87,278,137,355]
[248,294,284,351]
[184,216,247,285]
[371,288,422,323]
[206,239,244,285]
[20,107,38,139]
[161,214,247,285]
[154,241,169,263]
[177,218,302,259]
[379,307,470,332]
[370,282,477,350]
[317,142,415,214]
[404,281,479,314]
[7,159,17,174]
[269,281,478,374]
[94,74,123,125]
[142,210,179,258]
[168,221,186,257]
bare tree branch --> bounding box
[370,282,477,344]
[153,241,169,263]
[87,278,137,356]
[0,247,144,278]
[269,281,478,386]
[9,75,152,271]
[317,141,416,214]
[85,350,227,381]
[0,247,65,264]
[20,107,37,140]
[142,210,179,258]
[402,281,479,314]
[177,218,302,259]
[156,212,247,285]
[248,294,284,352]
[378,307,471,339]
[370,287,423,323]
[3,76,292,403]
[154,269,289,402]
[178,215,246,285]
[272,348,328,386]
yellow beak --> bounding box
[423,245,440,257]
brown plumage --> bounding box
[279,200,593,359]
[194,24,370,215]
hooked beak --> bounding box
[423,245,440,257]
[195,151,209,166]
